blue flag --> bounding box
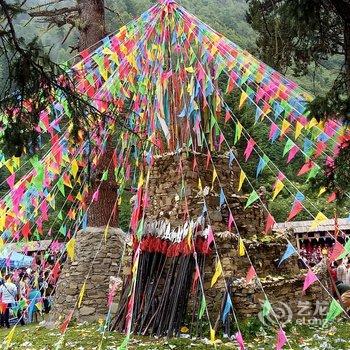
[256,156,266,178]
[278,243,297,266]
[219,188,225,207]
[222,294,233,322]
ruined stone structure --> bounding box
[48,227,130,325]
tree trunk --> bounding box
[75,1,119,227]
[86,144,119,227]
[330,0,350,94]
[77,0,106,52]
[344,21,350,95]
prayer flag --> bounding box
[302,269,318,293]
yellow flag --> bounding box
[78,281,86,308]
[307,117,318,129]
[318,187,326,197]
[71,159,79,179]
[35,302,43,312]
[66,238,76,261]
[238,170,246,191]
[239,91,248,109]
[104,224,109,242]
[185,66,195,73]
[5,159,14,174]
[281,119,290,135]
[138,171,144,188]
[295,121,303,139]
[310,212,328,230]
[13,156,20,169]
[210,326,216,344]
[211,260,222,287]
[272,180,285,200]
[211,169,218,189]
[76,192,83,202]
[198,178,203,191]
[238,238,245,256]
[0,237,3,250]
[187,227,192,248]
[6,325,16,348]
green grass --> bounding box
[1,320,350,349]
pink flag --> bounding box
[329,241,345,262]
[92,189,100,202]
[243,138,256,161]
[269,122,279,140]
[228,213,234,231]
[6,174,15,189]
[235,331,245,350]
[287,146,299,163]
[206,226,214,250]
[302,269,318,293]
[276,328,287,350]
[246,266,256,284]
[219,133,225,148]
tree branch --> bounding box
[29,6,79,18]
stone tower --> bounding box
[113,150,326,336]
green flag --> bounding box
[57,177,65,196]
[117,335,130,350]
[244,190,259,209]
[199,295,206,320]
[339,239,350,260]
[324,299,343,324]
[306,165,320,182]
[283,139,295,157]
[262,299,272,317]
[101,170,108,181]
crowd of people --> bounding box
[0,255,59,328]
[299,243,329,267]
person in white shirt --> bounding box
[337,259,348,283]
[0,274,19,328]
[346,262,350,285]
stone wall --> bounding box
[48,227,130,325]
[146,150,266,237]
[201,233,328,320]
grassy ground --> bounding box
[0,320,350,349]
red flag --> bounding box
[287,201,303,221]
[192,157,197,171]
[0,302,7,314]
[206,150,211,169]
[297,160,314,176]
[225,110,231,123]
[264,214,275,234]
[246,266,256,284]
[327,192,336,203]
[329,241,345,262]
[192,265,200,293]
[22,222,30,240]
[59,310,74,334]
[315,141,326,158]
